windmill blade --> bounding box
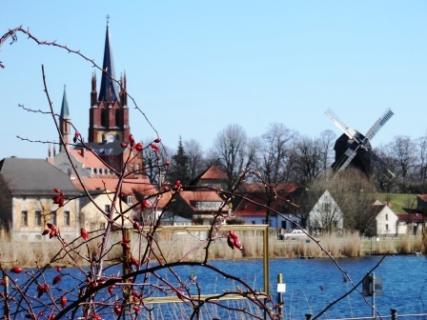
[364,109,394,141]
[371,150,396,180]
[325,109,358,140]
[333,145,359,173]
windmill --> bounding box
[325,109,395,179]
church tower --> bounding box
[59,86,71,152]
[88,23,130,144]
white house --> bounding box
[308,190,344,232]
[373,203,404,236]
[80,191,132,231]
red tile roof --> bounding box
[178,190,227,213]
[69,148,110,170]
[199,165,228,180]
[73,177,156,196]
[239,182,301,195]
[398,213,427,223]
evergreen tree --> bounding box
[168,138,191,185]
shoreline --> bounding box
[0,232,425,268]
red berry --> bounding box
[53,275,62,285]
[60,295,67,307]
[134,142,143,152]
[150,143,160,153]
[113,303,122,316]
[80,228,89,241]
[11,266,23,273]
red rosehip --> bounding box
[60,295,67,307]
[80,228,89,241]
[11,266,23,273]
[134,142,143,152]
[52,275,62,285]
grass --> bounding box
[377,193,418,212]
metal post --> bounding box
[390,308,397,320]
[372,273,376,319]
[276,273,284,319]
[305,314,312,320]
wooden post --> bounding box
[390,308,397,320]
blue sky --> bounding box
[1,1,427,159]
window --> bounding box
[281,221,287,229]
[115,109,122,126]
[35,211,42,226]
[126,195,133,205]
[322,202,331,213]
[21,211,28,227]
[385,214,388,221]
[100,222,106,229]
[385,224,389,231]
[105,205,111,213]
[101,109,108,127]
[51,211,57,225]
[64,211,71,226]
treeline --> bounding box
[143,123,427,193]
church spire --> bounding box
[98,20,119,102]
[59,86,71,152]
[60,85,70,119]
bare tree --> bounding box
[318,129,336,173]
[387,136,416,187]
[213,124,256,190]
[256,123,295,184]
[290,136,323,186]
[416,135,427,184]
[184,139,206,181]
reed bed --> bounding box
[0,230,425,267]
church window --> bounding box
[115,109,122,126]
[101,109,108,127]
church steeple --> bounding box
[59,86,71,152]
[88,20,130,145]
[98,22,119,102]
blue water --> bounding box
[4,256,427,319]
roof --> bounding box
[417,194,427,202]
[234,200,269,217]
[371,204,387,216]
[0,157,80,196]
[239,182,301,195]
[74,176,156,196]
[177,190,227,213]
[60,86,70,119]
[398,213,427,223]
[199,165,228,180]
[98,25,119,102]
[68,148,110,171]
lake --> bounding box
[5,255,427,319]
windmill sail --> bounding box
[325,110,358,141]
[364,109,394,141]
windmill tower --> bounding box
[325,109,395,179]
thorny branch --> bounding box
[0,25,393,319]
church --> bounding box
[49,23,145,181]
